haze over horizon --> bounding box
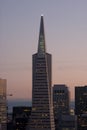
[1,0,87,100]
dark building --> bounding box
[53,84,70,117]
[77,114,87,130]
[28,16,55,130]
[53,84,70,130]
[75,86,87,115]
[12,106,31,130]
[0,79,7,130]
[75,86,87,130]
[59,115,77,130]
[7,113,13,130]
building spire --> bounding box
[38,15,46,54]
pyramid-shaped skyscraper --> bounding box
[29,16,55,130]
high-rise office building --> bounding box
[53,84,70,118]
[53,84,70,130]
[29,16,55,130]
[75,86,87,115]
[75,86,87,130]
[0,79,7,130]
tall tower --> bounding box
[29,16,55,130]
[0,79,7,130]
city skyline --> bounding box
[1,0,87,100]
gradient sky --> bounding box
[1,0,87,100]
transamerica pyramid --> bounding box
[28,16,55,130]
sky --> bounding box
[1,0,87,100]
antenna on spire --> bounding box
[41,14,44,17]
